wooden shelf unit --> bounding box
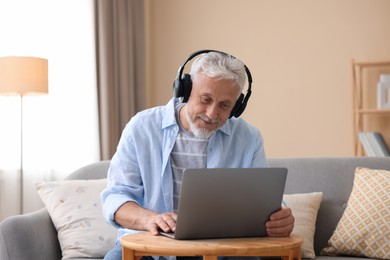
[352,60,390,156]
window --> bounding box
[0,0,99,218]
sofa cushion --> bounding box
[35,179,117,259]
[269,157,390,255]
[321,167,390,259]
[283,192,323,259]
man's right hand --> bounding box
[146,212,177,235]
[114,202,177,236]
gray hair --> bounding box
[189,52,246,93]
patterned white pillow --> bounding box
[36,179,117,259]
[283,192,323,259]
[321,167,390,259]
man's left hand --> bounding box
[265,207,294,237]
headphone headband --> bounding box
[173,50,253,118]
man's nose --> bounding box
[205,104,219,119]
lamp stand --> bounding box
[19,95,24,214]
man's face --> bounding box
[181,73,241,138]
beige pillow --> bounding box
[36,179,117,259]
[283,192,323,259]
[321,167,390,259]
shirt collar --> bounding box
[161,98,180,129]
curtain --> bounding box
[95,0,146,160]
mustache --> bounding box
[196,114,220,124]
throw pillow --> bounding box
[321,167,390,259]
[36,179,117,259]
[283,192,323,259]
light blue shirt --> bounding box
[101,98,268,239]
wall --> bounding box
[144,0,390,157]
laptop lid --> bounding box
[162,167,287,240]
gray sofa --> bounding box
[1,157,390,260]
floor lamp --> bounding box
[0,56,48,214]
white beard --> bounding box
[185,106,215,139]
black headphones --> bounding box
[172,49,253,118]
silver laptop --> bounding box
[160,167,287,240]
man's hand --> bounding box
[145,212,177,235]
[114,202,177,236]
[265,207,294,237]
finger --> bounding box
[146,216,169,234]
[156,217,172,232]
[267,215,293,231]
[266,211,295,237]
[267,215,294,228]
[266,219,294,236]
[149,223,159,236]
[268,218,294,235]
[160,214,177,232]
[266,223,294,237]
[166,212,178,221]
[269,207,291,221]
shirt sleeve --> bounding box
[100,119,145,228]
[250,128,269,168]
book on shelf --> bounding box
[377,74,390,109]
[358,131,390,157]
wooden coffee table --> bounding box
[121,232,303,260]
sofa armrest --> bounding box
[0,208,62,260]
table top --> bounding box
[120,232,303,256]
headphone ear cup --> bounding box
[230,94,244,118]
[173,77,182,98]
[234,99,247,118]
[173,73,192,102]
[181,74,192,102]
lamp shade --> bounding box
[0,56,48,95]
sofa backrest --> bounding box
[69,158,390,255]
[65,160,110,180]
[268,157,390,255]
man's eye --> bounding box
[201,97,211,103]
[221,103,231,110]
